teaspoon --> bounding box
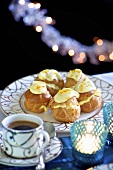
[35,122,55,170]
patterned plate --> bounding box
[0,72,113,133]
[93,163,113,170]
[0,132,62,167]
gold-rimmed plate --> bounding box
[92,163,113,170]
[0,72,113,133]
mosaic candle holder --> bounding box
[70,119,108,169]
[103,102,113,145]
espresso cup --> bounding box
[1,114,50,158]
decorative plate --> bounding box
[0,132,62,167]
[0,72,113,133]
[93,163,113,170]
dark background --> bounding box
[0,0,113,89]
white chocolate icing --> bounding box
[29,81,47,94]
[53,103,79,109]
[79,96,93,105]
[79,89,102,105]
[46,83,59,90]
[94,88,101,96]
[39,105,48,112]
[74,77,96,93]
[66,69,83,81]
[38,69,62,81]
[54,88,79,103]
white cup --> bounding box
[1,114,50,158]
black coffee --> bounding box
[7,120,39,130]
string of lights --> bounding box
[9,0,113,64]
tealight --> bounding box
[70,119,108,169]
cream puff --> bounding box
[73,77,102,113]
[35,69,64,96]
[24,81,52,113]
[48,88,81,123]
[64,68,87,88]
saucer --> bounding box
[0,132,62,167]
[93,163,113,170]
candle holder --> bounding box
[103,102,113,146]
[70,119,108,169]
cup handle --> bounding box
[36,130,50,155]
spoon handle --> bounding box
[35,149,45,170]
